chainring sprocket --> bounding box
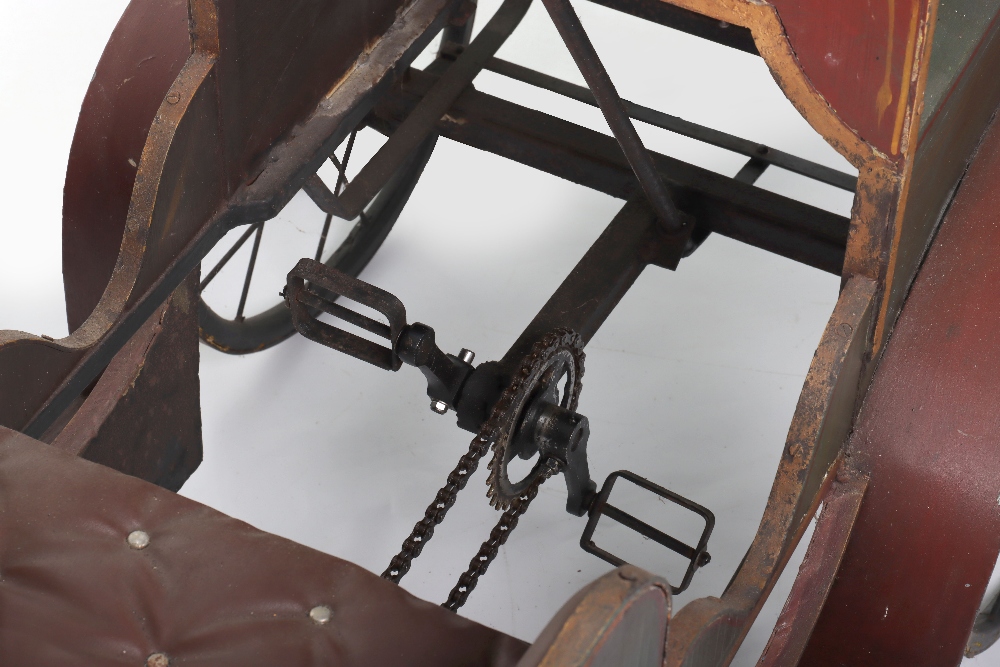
[483,328,585,509]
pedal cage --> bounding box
[581,470,714,594]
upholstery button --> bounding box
[309,605,332,625]
[146,653,169,667]
[128,530,151,550]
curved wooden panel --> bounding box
[663,275,875,667]
[799,84,1000,667]
[2,0,453,435]
[770,0,932,159]
[516,566,671,667]
[62,0,191,332]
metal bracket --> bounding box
[581,470,714,594]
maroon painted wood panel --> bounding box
[771,0,929,159]
[799,102,1000,665]
[62,0,190,332]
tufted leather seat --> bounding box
[0,425,528,666]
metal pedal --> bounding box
[581,470,714,594]
[285,258,475,411]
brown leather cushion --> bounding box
[0,425,527,666]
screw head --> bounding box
[146,652,169,667]
[430,400,448,414]
[309,605,332,625]
[458,348,475,365]
[127,530,150,550]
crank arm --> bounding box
[525,395,715,593]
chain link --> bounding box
[443,458,560,611]
[380,329,583,608]
[381,434,492,582]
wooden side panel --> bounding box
[800,95,1000,667]
[213,0,412,188]
[663,277,875,667]
[62,0,191,332]
[880,13,1000,353]
[516,566,670,667]
[769,0,930,159]
[757,475,867,667]
[52,274,202,492]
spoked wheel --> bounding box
[197,129,437,354]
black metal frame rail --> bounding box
[371,68,851,275]
[584,0,758,55]
[480,57,858,192]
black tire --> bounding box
[198,133,437,354]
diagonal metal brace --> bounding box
[305,0,532,220]
[540,0,690,233]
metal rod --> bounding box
[540,0,685,231]
[484,57,857,192]
[373,69,850,274]
[235,222,264,321]
[734,156,769,185]
[335,130,358,195]
[585,0,758,55]
[332,0,533,219]
[314,130,358,261]
[198,222,262,293]
[314,213,334,262]
[600,503,697,560]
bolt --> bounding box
[697,551,712,567]
[430,400,448,414]
[309,605,332,625]
[165,93,180,105]
[127,530,150,550]
[458,348,475,365]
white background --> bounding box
[0,1,993,664]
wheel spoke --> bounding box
[335,130,358,195]
[235,221,265,321]
[314,212,334,261]
[316,130,359,262]
[199,222,262,293]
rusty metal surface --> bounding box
[373,70,851,274]
[798,87,1000,667]
[51,274,202,491]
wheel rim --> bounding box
[197,131,438,354]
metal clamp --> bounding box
[581,470,714,594]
